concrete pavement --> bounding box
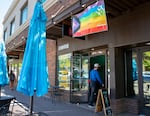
[1,86,139,116]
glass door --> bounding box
[142,50,150,114]
[136,46,150,115]
[70,55,89,103]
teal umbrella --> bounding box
[0,39,9,97]
[17,0,50,115]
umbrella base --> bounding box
[0,96,15,116]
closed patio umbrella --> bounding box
[0,39,9,97]
[17,0,50,115]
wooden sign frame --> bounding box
[95,88,112,116]
[95,89,103,112]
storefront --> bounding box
[57,41,109,103]
[56,41,150,115]
[4,0,150,115]
[54,0,150,115]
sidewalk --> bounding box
[2,86,139,116]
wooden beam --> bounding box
[46,33,62,40]
[121,0,136,8]
[112,0,129,10]
[105,1,124,12]
[105,4,121,17]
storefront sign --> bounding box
[72,0,108,37]
[8,55,19,59]
[58,43,69,51]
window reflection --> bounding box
[143,51,150,107]
[132,55,138,95]
[20,4,28,25]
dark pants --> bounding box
[88,81,98,106]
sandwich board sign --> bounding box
[95,88,112,116]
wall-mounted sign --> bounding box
[8,55,19,59]
[58,43,69,51]
[72,0,108,37]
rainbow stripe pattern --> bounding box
[72,0,108,37]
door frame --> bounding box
[89,49,109,92]
[70,48,109,103]
[70,55,89,103]
[136,46,150,113]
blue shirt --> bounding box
[90,69,103,84]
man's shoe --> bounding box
[88,105,95,108]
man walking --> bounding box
[88,63,104,108]
[9,70,16,90]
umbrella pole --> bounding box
[29,96,34,115]
[0,85,1,97]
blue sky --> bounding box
[0,0,12,39]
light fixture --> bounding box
[53,21,56,24]
[82,4,86,8]
[21,36,25,41]
[91,48,94,51]
[51,15,55,18]
[146,42,150,45]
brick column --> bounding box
[46,39,56,86]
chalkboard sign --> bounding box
[95,88,112,116]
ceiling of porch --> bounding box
[105,0,149,18]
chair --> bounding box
[0,96,15,116]
[50,86,65,104]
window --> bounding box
[3,29,8,41]
[57,53,72,90]
[10,19,15,36]
[20,4,28,25]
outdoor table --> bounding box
[0,95,16,115]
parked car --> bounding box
[143,71,150,82]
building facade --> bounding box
[3,0,150,115]
[3,0,57,84]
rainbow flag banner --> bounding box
[72,0,108,37]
